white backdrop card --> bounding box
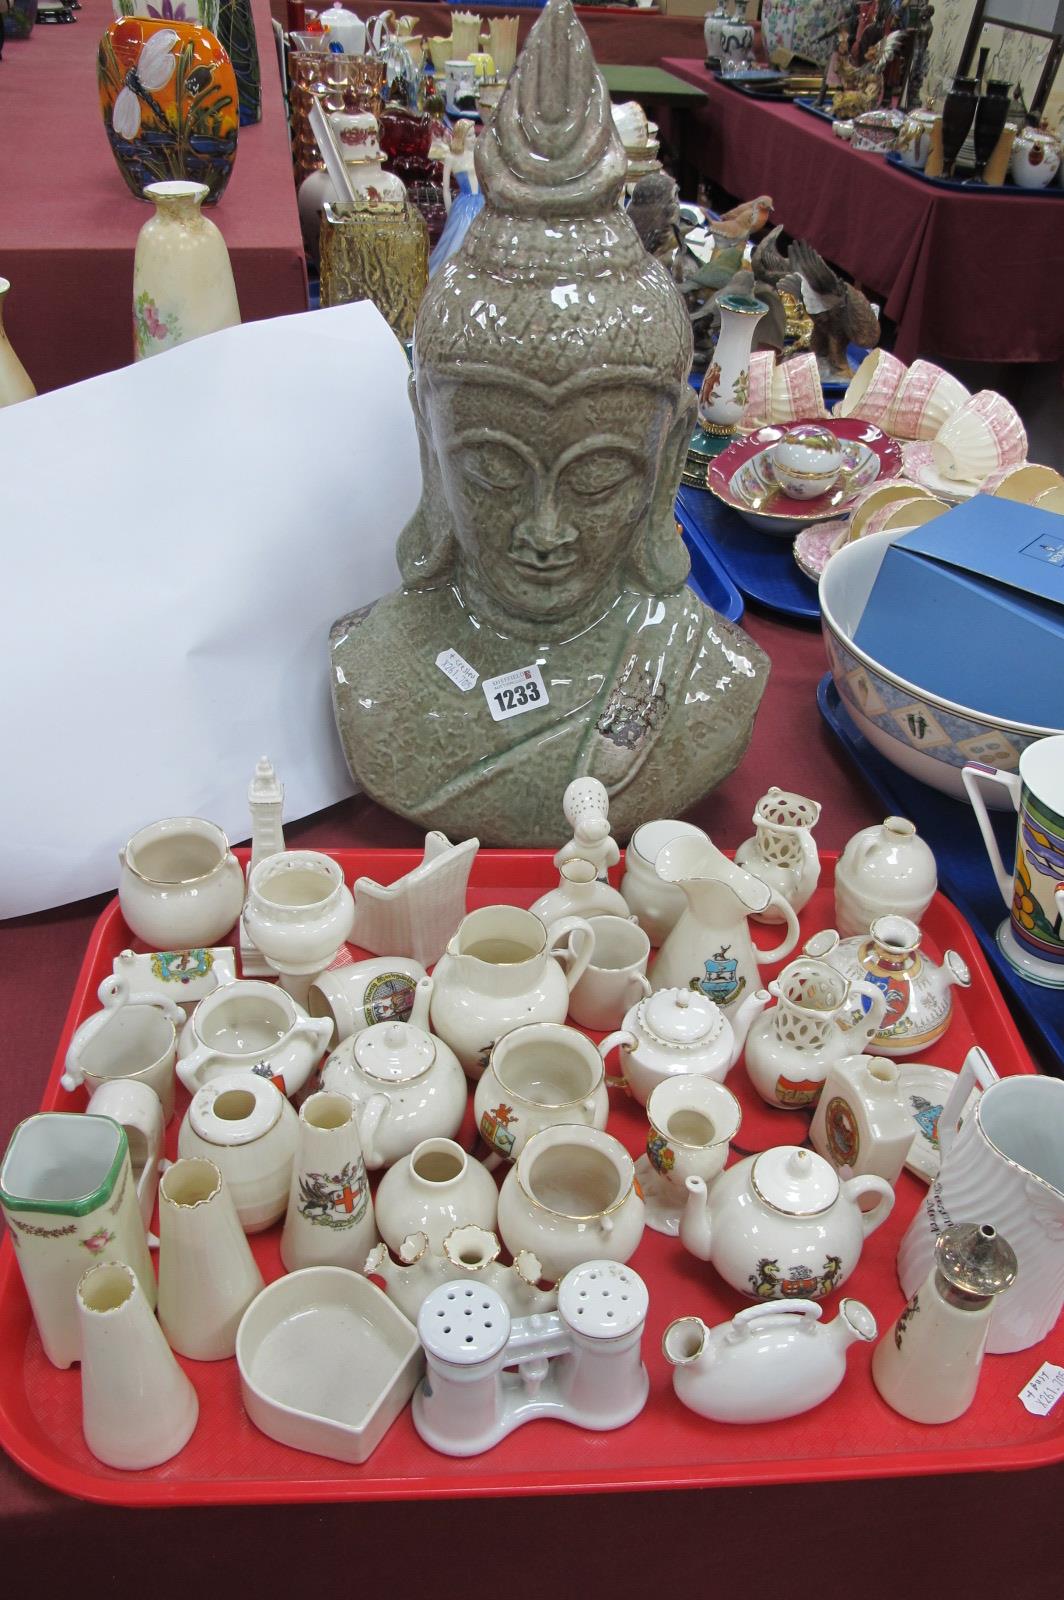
[0,302,420,917]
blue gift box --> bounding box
[851,497,1064,728]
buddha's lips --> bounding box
[509,549,578,577]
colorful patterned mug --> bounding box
[962,734,1064,988]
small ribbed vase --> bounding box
[133,181,241,361]
[0,278,36,408]
[157,1157,263,1360]
[280,1091,378,1272]
[78,1261,199,1470]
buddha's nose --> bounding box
[510,510,579,567]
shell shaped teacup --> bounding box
[931,390,1027,485]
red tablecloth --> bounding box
[661,59,1064,366]
[3,609,1064,1588]
[0,0,307,395]
[270,2,706,65]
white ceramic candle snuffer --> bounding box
[118,816,245,949]
[429,904,594,1079]
[679,1145,894,1301]
[242,850,356,1006]
[320,977,467,1169]
[664,1297,877,1424]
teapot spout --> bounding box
[679,1175,714,1262]
[408,975,434,1033]
[663,1316,712,1368]
[942,951,972,993]
[829,1298,878,1354]
[729,987,773,1064]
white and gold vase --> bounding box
[133,180,241,361]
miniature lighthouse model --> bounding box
[240,757,286,976]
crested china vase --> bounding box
[0,278,36,407]
[810,1054,916,1187]
[807,917,970,1058]
[176,1073,300,1233]
[280,1091,378,1272]
[133,181,241,361]
[372,1136,497,1253]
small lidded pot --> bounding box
[598,986,769,1106]
[770,424,846,501]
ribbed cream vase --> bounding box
[157,1158,263,1360]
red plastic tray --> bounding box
[1,848,1062,1505]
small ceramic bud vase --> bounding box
[243,850,356,1006]
[157,1157,264,1361]
[77,1261,199,1470]
[834,816,937,937]
[872,1223,1017,1424]
[528,858,630,925]
[810,1054,916,1186]
[0,277,36,407]
[686,293,767,478]
[734,787,822,924]
[177,1073,300,1233]
[639,1076,741,1236]
[133,181,241,361]
[373,1136,498,1254]
[280,1091,377,1273]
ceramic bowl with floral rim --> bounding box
[706,418,903,537]
[820,530,1061,802]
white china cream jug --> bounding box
[680,1145,894,1301]
[664,1297,877,1424]
[320,978,467,1169]
[734,787,822,923]
[744,957,889,1109]
[429,904,593,1078]
[897,1047,1064,1353]
[598,985,769,1106]
[651,835,801,1010]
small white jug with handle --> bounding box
[897,1046,1064,1353]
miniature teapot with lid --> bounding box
[679,1145,895,1300]
[806,916,969,1058]
[320,977,466,1169]
[743,956,889,1110]
[598,985,770,1106]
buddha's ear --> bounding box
[627,385,697,594]
[396,373,457,587]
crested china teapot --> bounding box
[320,978,466,1169]
[806,916,969,1058]
[743,957,889,1110]
[598,986,770,1106]
[664,1297,877,1424]
[679,1145,895,1300]
[651,834,801,1010]
[429,904,594,1079]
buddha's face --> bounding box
[422,372,679,623]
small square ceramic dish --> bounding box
[236,1268,422,1464]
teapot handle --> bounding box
[849,978,888,1044]
[840,1173,896,1238]
[727,1300,823,1341]
[937,1046,998,1164]
[545,915,595,992]
[598,1029,637,1090]
[356,1091,390,1169]
[751,891,801,965]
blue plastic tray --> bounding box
[676,498,745,621]
[818,673,1064,1078]
[884,149,1064,197]
[677,483,820,622]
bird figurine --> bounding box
[831,28,905,120]
[787,239,881,382]
[627,172,683,280]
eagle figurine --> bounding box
[788,239,881,382]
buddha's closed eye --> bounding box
[459,442,527,492]
[562,448,634,500]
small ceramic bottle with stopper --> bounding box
[872,1222,1017,1424]
[834,817,937,938]
[809,1054,916,1187]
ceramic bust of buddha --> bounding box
[330,0,769,846]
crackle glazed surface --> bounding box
[329,0,768,847]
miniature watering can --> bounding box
[650,834,800,1011]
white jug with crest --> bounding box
[651,835,801,1011]
[897,1047,1064,1353]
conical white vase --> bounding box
[0,278,36,407]
[157,1157,264,1360]
[133,181,241,361]
[280,1091,378,1273]
[78,1261,198,1470]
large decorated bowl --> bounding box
[707,419,903,537]
[820,531,1060,804]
